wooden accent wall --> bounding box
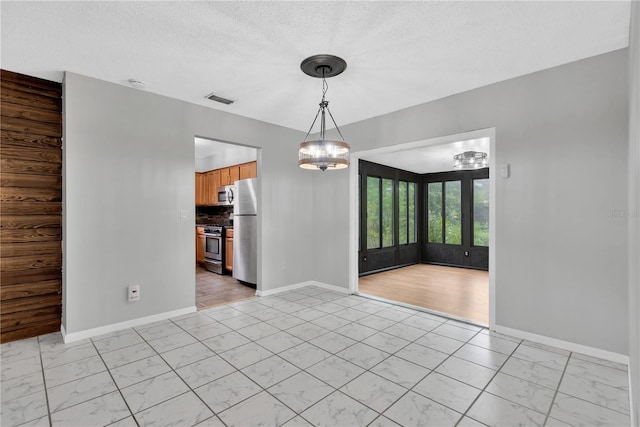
[1,70,63,343]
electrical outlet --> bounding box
[128,283,140,302]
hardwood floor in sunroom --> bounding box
[358,263,489,324]
[196,266,255,309]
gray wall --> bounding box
[313,50,630,354]
[63,72,312,334]
[628,1,639,422]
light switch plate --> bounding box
[500,163,510,178]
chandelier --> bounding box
[453,151,488,170]
[298,55,350,171]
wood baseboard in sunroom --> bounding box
[358,264,489,324]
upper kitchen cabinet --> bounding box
[200,169,220,206]
[196,173,205,206]
[239,161,257,180]
[220,165,239,186]
[196,161,257,206]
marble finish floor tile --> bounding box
[1,390,48,427]
[340,371,406,412]
[336,342,390,369]
[414,333,464,354]
[160,341,214,369]
[0,286,631,427]
[485,372,555,413]
[240,355,300,388]
[43,355,107,388]
[50,391,130,427]
[92,330,144,353]
[47,371,117,413]
[218,391,296,427]
[40,342,98,369]
[369,355,431,388]
[549,392,630,426]
[394,342,449,370]
[195,371,262,413]
[308,331,356,354]
[467,392,546,427]
[362,332,411,354]
[454,343,509,370]
[133,391,213,427]
[511,344,569,371]
[383,390,462,427]
[435,356,497,389]
[1,371,44,402]
[306,355,365,388]
[499,356,563,389]
[120,371,189,413]
[278,342,331,370]
[558,373,630,415]
[201,330,251,353]
[268,371,334,413]
[219,342,274,369]
[176,354,237,389]
[255,331,303,354]
[100,342,156,369]
[413,372,481,413]
[1,355,42,382]
[301,391,378,427]
[109,355,171,389]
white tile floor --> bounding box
[0,286,631,427]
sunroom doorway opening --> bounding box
[349,129,495,327]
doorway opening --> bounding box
[349,129,496,327]
[194,136,260,308]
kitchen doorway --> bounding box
[349,129,496,327]
[194,136,260,308]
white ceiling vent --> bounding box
[205,93,234,105]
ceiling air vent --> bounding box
[205,93,234,105]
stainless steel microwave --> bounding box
[217,185,235,206]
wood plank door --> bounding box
[0,69,63,343]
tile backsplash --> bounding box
[196,206,233,226]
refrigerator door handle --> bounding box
[228,188,234,203]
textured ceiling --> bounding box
[1,1,631,133]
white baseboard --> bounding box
[256,281,350,297]
[495,325,629,365]
[61,306,197,343]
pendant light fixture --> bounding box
[453,151,488,170]
[298,54,350,171]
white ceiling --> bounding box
[194,137,252,159]
[1,1,631,134]
[362,137,490,174]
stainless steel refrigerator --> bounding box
[233,178,257,285]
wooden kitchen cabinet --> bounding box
[225,228,234,272]
[220,166,240,186]
[195,173,205,206]
[197,161,256,206]
[202,170,220,206]
[239,161,257,180]
[196,227,205,265]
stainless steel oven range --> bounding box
[203,226,224,274]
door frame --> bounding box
[348,128,497,329]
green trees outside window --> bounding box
[473,178,490,246]
[381,178,394,247]
[427,180,462,244]
[427,182,443,243]
[367,177,380,249]
[444,181,462,244]
[366,176,417,249]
